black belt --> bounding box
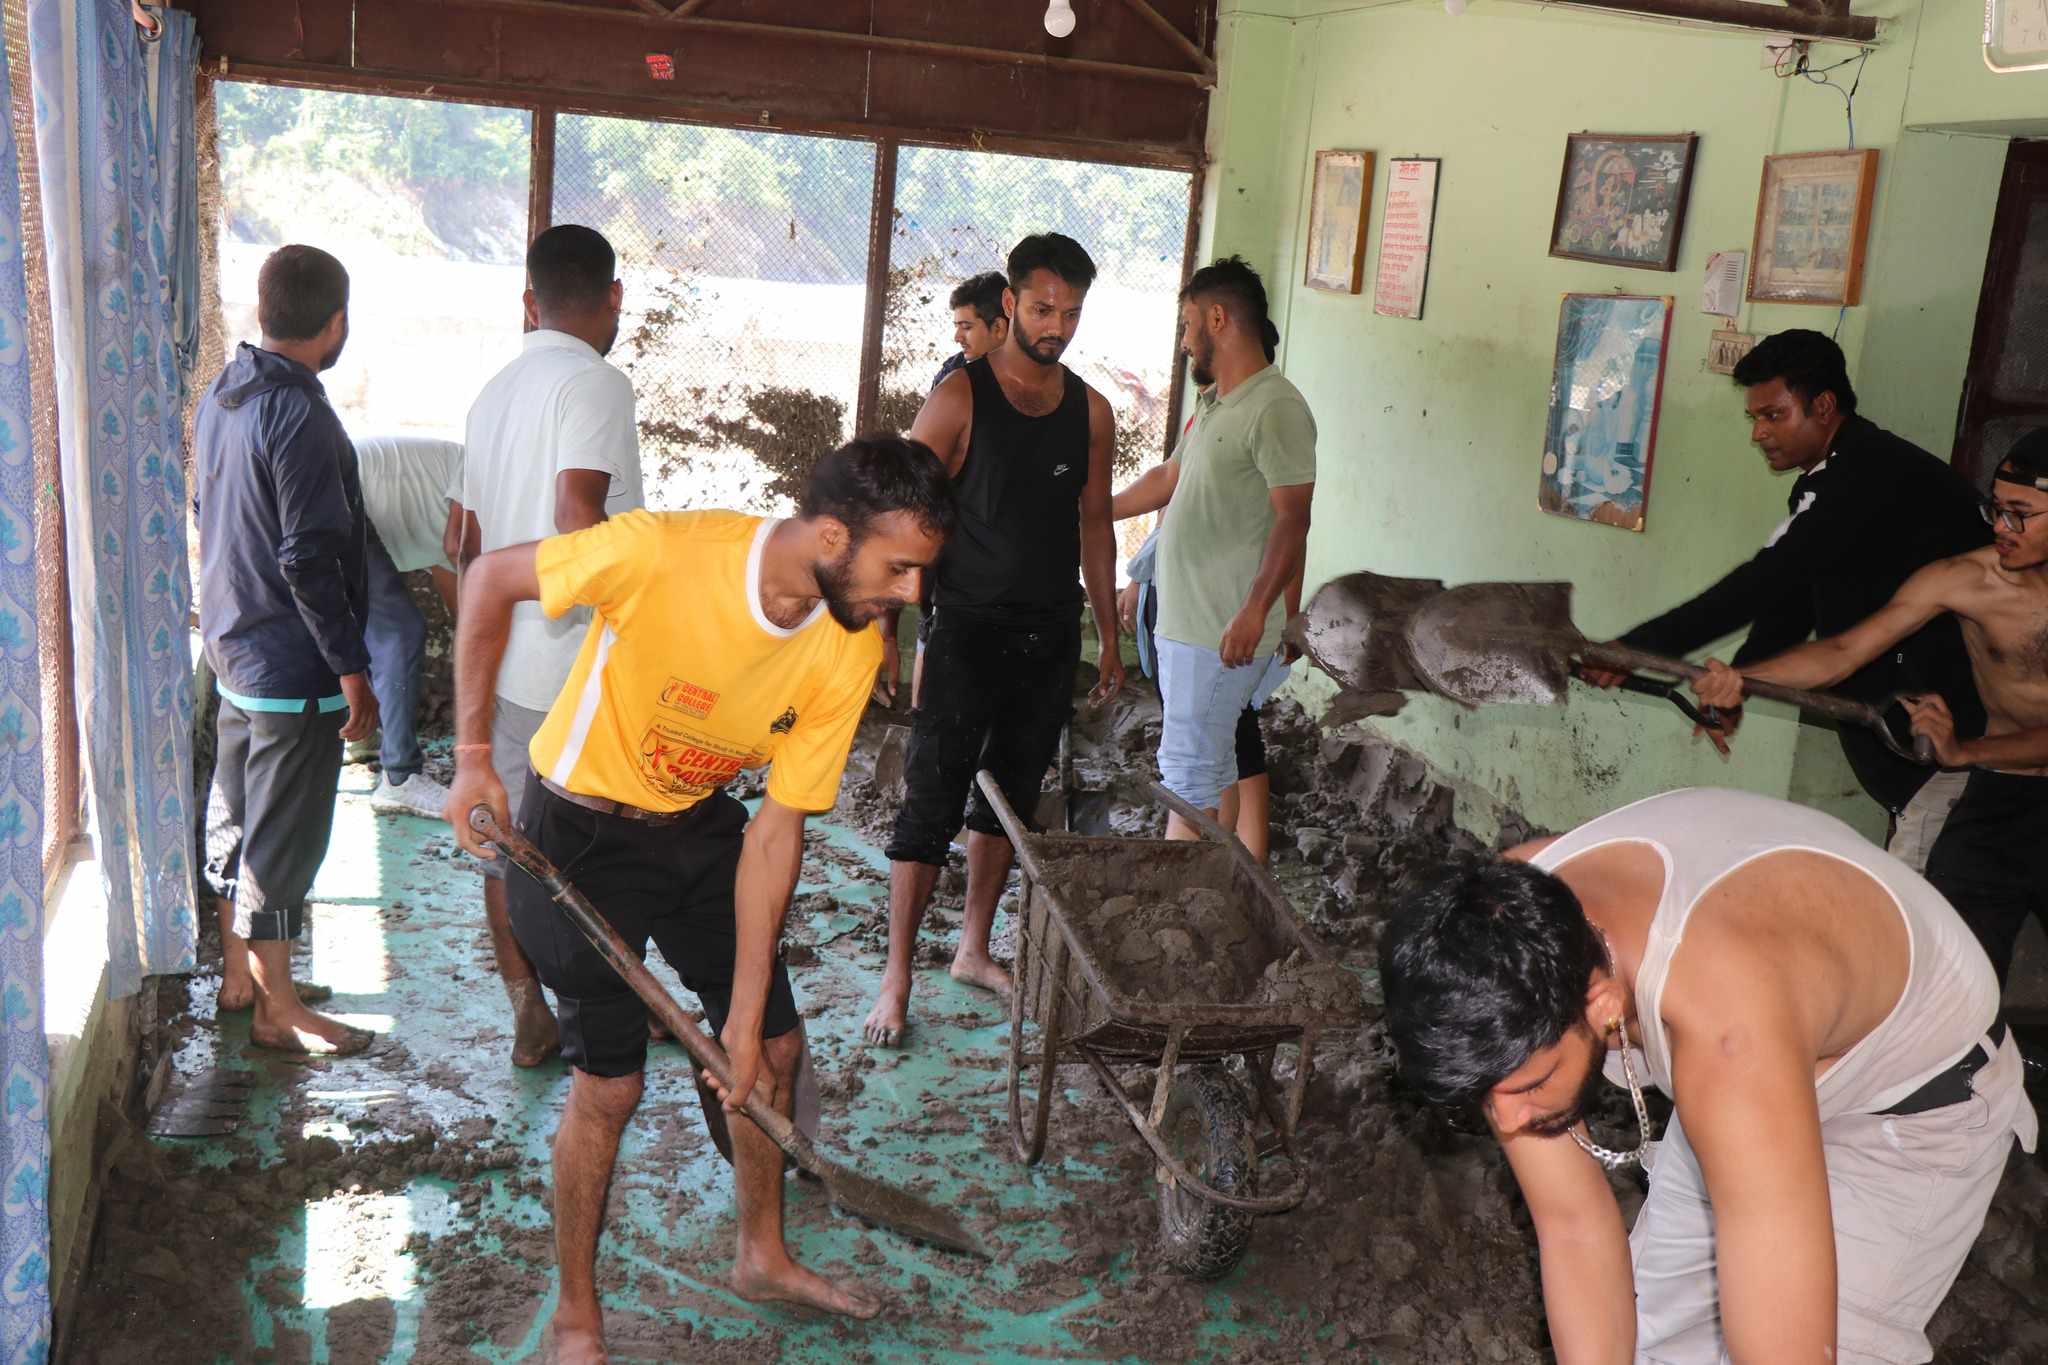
[1878,1020,2008,1117]
[537,773,706,826]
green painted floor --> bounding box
[156,763,1317,1363]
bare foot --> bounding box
[949,951,1012,999]
[248,1007,374,1057]
[862,975,911,1047]
[733,1256,882,1319]
[504,976,560,1068]
[219,980,331,1011]
[550,1314,608,1364]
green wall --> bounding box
[1204,0,2037,838]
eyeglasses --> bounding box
[1980,497,2048,533]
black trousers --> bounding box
[1924,768,2048,987]
[505,778,799,1078]
[205,699,346,941]
[886,608,1080,866]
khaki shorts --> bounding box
[1629,1030,2035,1363]
[480,696,549,881]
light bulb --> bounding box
[1045,1,1076,38]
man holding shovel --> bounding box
[1694,430,2048,996]
[445,438,953,1359]
[1587,330,1987,869]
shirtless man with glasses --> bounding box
[1696,429,2048,993]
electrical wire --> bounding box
[1772,45,1869,338]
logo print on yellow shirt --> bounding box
[659,678,720,719]
[640,724,746,799]
[770,707,797,735]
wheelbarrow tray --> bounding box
[1009,830,1359,1057]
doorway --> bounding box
[1956,139,2048,488]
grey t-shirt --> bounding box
[1154,365,1317,655]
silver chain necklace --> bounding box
[1571,1023,1653,1170]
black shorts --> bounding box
[1234,705,1267,782]
[1923,768,2048,988]
[505,777,799,1078]
[886,607,1081,866]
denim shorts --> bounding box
[1155,637,1286,810]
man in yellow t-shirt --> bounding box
[444,437,953,1356]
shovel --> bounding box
[470,806,990,1259]
[1296,572,1935,764]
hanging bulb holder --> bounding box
[1045,0,1077,40]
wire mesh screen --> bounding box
[882,145,1192,565]
[554,117,876,514]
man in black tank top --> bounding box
[864,234,1125,1047]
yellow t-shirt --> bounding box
[526,509,881,814]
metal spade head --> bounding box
[1404,581,1582,707]
[1285,572,1447,717]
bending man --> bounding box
[1381,788,2035,1363]
[446,438,953,1360]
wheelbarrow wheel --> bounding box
[1155,1066,1257,1280]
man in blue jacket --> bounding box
[196,245,378,1056]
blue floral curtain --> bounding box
[29,0,196,998]
[0,9,49,1361]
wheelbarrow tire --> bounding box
[1156,1066,1257,1281]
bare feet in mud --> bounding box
[504,976,561,1067]
[733,1255,882,1319]
[862,973,911,1047]
[949,950,1011,999]
[248,1004,374,1057]
[549,1314,608,1364]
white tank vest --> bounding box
[1532,788,2004,1120]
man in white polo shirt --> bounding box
[351,433,461,817]
[447,224,645,1067]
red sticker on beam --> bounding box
[645,53,675,80]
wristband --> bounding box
[454,743,492,754]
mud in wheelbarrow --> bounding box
[976,772,1366,1280]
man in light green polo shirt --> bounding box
[1114,256,1316,837]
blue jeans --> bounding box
[363,532,425,781]
[1155,636,1277,810]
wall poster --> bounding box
[1373,157,1440,320]
[1747,148,1879,305]
[1539,294,1674,533]
[1547,133,1698,272]
[1304,149,1374,294]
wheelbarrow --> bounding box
[1286,571,1936,764]
[976,772,1365,1280]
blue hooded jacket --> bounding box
[195,343,369,702]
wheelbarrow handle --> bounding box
[1575,643,1935,765]
[465,805,828,1179]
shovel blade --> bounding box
[1286,572,1446,709]
[819,1161,990,1259]
[1404,581,1581,707]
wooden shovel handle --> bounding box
[467,805,826,1178]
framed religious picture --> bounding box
[1547,133,1698,272]
[1303,149,1374,294]
[1538,293,1674,533]
[1747,148,1879,305]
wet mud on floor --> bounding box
[65,708,2048,1363]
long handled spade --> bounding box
[470,806,990,1260]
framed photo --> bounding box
[1548,133,1697,272]
[1372,157,1440,320]
[1538,294,1674,533]
[1304,150,1374,294]
[1748,148,1879,305]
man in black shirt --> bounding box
[1591,330,1988,864]
[864,234,1123,1047]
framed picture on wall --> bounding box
[1538,293,1674,533]
[1747,148,1879,305]
[1304,149,1374,294]
[1548,133,1698,271]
